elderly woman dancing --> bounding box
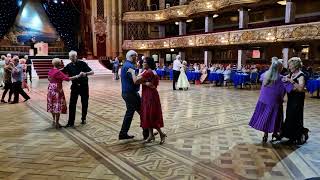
[249,57,293,142]
[280,57,309,145]
[47,58,80,128]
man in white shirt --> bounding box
[172,55,182,90]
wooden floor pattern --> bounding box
[0,75,319,180]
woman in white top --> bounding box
[176,61,190,90]
[0,55,5,87]
[223,65,232,86]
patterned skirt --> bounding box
[47,83,67,114]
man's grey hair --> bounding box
[69,50,77,58]
[126,50,137,61]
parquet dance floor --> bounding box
[0,76,319,179]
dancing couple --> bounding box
[173,55,190,90]
[47,51,94,128]
[119,50,166,144]
[249,57,309,145]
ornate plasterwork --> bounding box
[122,21,320,50]
[123,0,261,22]
[94,17,108,36]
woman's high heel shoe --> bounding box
[271,133,282,142]
[160,133,167,145]
[144,136,155,143]
[56,123,62,129]
[262,134,268,143]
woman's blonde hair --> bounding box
[19,58,26,64]
[263,57,282,86]
[52,58,61,67]
[288,57,302,70]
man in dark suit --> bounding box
[61,51,94,127]
[24,55,32,82]
[30,37,37,55]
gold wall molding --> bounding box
[94,16,108,36]
[123,0,261,22]
[122,21,320,50]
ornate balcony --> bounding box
[123,0,261,22]
[122,21,320,50]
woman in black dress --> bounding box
[281,57,309,145]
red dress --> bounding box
[47,68,70,114]
[140,70,164,129]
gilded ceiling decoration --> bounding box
[123,0,261,22]
[122,22,320,50]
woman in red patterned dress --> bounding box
[128,57,166,144]
[47,58,79,128]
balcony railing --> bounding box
[123,0,262,22]
[122,21,320,50]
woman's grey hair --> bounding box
[288,57,302,70]
[126,50,137,61]
[263,57,282,86]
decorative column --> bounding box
[205,16,213,32]
[92,0,109,57]
[118,0,123,57]
[106,0,112,57]
[237,8,249,68]
[159,25,165,38]
[179,21,186,35]
[111,0,118,57]
[282,48,294,68]
[179,51,186,61]
[179,21,186,61]
[204,50,212,66]
[158,0,165,38]
[285,0,296,23]
[179,0,187,5]
[239,8,249,29]
[282,0,296,67]
[204,16,213,66]
[91,0,97,56]
[237,49,246,70]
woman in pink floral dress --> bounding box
[47,58,79,128]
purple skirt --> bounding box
[249,101,283,133]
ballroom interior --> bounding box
[0,0,320,179]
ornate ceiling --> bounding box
[123,0,261,22]
[122,21,320,50]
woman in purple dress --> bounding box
[249,57,293,142]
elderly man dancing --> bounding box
[62,51,94,127]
